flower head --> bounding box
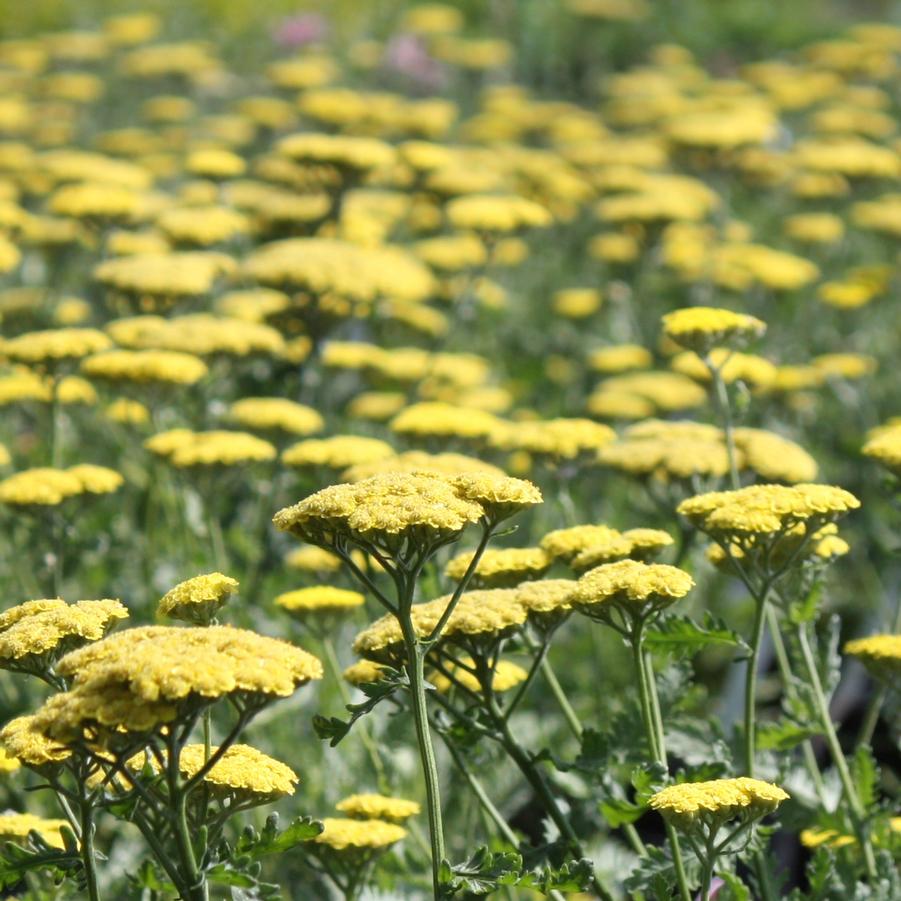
[650,777,788,832]
[158,573,238,625]
[336,793,420,823]
[311,817,406,851]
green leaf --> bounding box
[644,613,747,660]
[237,814,323,860]
[313,669,405,746]
[439,846,523,897]
[850,745,879,812]
[599,796,646,828]
[757,718,821,751]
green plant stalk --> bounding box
[49,374,61,468]
[174,788,207,901]
[539,657,582,739]
[765,606,827,802]
[707,363,739,490]
[743,594,769,778]
[631,627,691,901]
[480,687,614,901]
[537,655,648,857]
[442,735,518,847]
[400,620,445,899]
[321,634,390,794]
[795,622,878,880]
[79,794,101,901]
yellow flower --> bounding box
[491,419,615,461]
[0,599,127,670]
[178,743,297,799]
[661,307,766,355]
[36,625,322,744]
[2,328,111,366]
[282,436,394,471]
[343,660,388,687]
[312,817,406,851]
[354,590,526,662]
[0,812,68,849]
[650,777,789,830]
[228,398,323,436]
[158,573,238,625]
[589,344,653,374]
[277,133,396,173]
[156,205,249,247]
[343,451,503,483]
[150,430,276,467]
[446,194,552,233]
[678,484,860,537]
[336,793,420,823]
[430,658,528,694]
[390,403,502,442]
[445,547,551,588]
[844,634,901,678]
[0,715,70,768]
[275,587,365,616]
[572,559,693,618]
[185,148,246,179]
[83,349,208,385]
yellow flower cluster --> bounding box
[0,465,122,506]
[335,793,420,823]
[282,435,395,471]
[678,483,860,537]
[430,658,528,694]
[0,598,127,670]
[354,589,527,662]
[82,349,208,385]
[843,634,901,677]
[274,471,540,550]
[106,314,284,358]
[444,546,551,587]
[343,450,504,483]
[0,715,71,769]
[862,420,901,476]
[146,429,276,467]
[661,306,766,354]
[228,398,323,436]
[178,743,298,799]
[571,559,694,617]
[157,573,239,624]
[2,328,112,366]
[312,817,407,852]
[0,812,68,849]
[275,586,365,616]
[650,777,789,829]
[33,625,322,743]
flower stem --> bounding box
[743,595,769,777]
[539,657,582,739]
[49,375,61,468]
[630,627,691,901]
[707,362,739,489]
[795,622,878,880]
[79,796,101,901]
[400,621,446,899]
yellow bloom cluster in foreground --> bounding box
[650,777,789,828]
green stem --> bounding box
[133,812,191,898]
[765,607,827,802]
[743,595,769,777]
[486,695,614,901]
[79,796,101,901]
[539,657,582,739]
[707,364,739,489]
[795,622,878,880]
[442,736,518,846]
[322,635,390,794]
[400,623,445,899]
[49,374,61,468]
[631,625,691,901]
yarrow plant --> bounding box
[0,4,900,900]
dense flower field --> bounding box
[0,1,899,898]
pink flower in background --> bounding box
[272,13,329,49]
[696,878,725,900]
[383,34,448,90]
